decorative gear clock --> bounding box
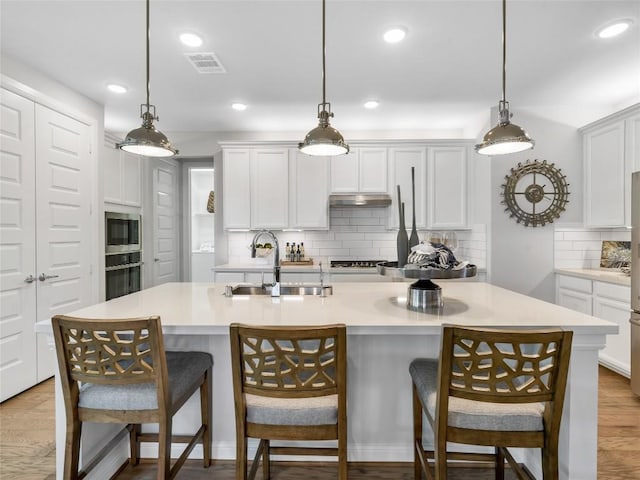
[501,159,570,227]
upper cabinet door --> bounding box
[330,148,387,193]
[103,140,142,208]
[290,150,329,229]
[330,149,359,192]
[625,112,640,225]
[388,147,427,229]
[121,152,142,207]
[223,149,251,229]
[250,148,289,229]
[428,146,468,229]
[584,121,625,227]
[358,147,388,192]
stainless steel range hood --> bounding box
[329,194,392,207]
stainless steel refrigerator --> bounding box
[631,171,640,395]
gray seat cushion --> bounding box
[409,358,544,432]
[245,393,338,426]
[79,351,212,411]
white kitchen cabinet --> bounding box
[428,146,468,229]
[555,273,631,377]
[222,147,289,230]
[222,148,251,229]
[388,143,469,230]
[582,104,640,227]
[103,134,142,207]
[289,149,329,229]
[556,275,593,315]
[250,148,289,229]
[330,147,387,193]
[388,147,427,229]
[593,281,631,377]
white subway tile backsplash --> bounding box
[562,231,602,241]
[224,213,487,266]
[335,232,365,240]
[554,226,631,270]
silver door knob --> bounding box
[24,275,36,283]
[39,273,60,281]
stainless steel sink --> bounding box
[229,284,333,296]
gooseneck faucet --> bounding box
[250,230,280,297]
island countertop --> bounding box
[36,281,617,336]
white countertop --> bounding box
[36,281,617,336]
[555,268,631,286]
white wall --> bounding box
[490,110,582,302]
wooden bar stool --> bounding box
[410,325,572,480]
[52,314,213,480]
[229,323,347,480]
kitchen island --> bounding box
[36,281,617,480]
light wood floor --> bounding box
[1,367,638,480]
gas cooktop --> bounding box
[330,260,386,268]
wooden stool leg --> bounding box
[434,434,447,480]
[338,427,348,480]
[201,368,212,467]
[495,446,505,480]
[236,436,248,480]
[63,415,82,480]
[262,439,270,480]
[157,417,172,480]
[412,385,424,480]
[130,424,141,465]
[542,444,559,480]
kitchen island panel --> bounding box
[37,282,616,480]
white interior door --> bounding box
[152,159,179,285]
[35,104,93,381]
[0,88,37,402]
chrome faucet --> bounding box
[250,230,280,297]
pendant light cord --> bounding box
[321,0,326,106]
[501,0,506,103]
[146,0,151,111]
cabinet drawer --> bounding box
[594,281,631,303]
[557,288,593,315]
[557,275,592,294]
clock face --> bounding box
[501,159,570,227]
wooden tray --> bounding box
[280,259,314,266]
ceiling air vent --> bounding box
[184,52,226,74]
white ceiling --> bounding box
[1,0,639,139]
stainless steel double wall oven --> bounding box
[105,212,142,300]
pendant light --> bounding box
[475,0,534,156]
[298,0,349,156]
[117,0,178,157]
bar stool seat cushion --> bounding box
[79,351,213,411]
[245,393,338,426]
[409,358,544,432]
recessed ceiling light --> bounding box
[180,32,203,47]
[107,83,127,94]
[364,100,379,109]
[383,27,407,44]
[596,19,633,39]
[231,103,247,111]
